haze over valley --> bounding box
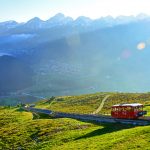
[1,13,150,105]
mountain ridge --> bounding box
[1,13,150,103]
[1,13,150,30]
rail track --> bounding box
[23,107,150,126]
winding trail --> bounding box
[92,95,111,114]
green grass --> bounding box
[36,93,110,114]
[36,92,150,115]
[1,92,150,149]
[0,106,96,149]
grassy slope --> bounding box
[36,92,150,115]
[1,92,150,150]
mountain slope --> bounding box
[0,55,34,93]
[1,14,150,102]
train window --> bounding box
[121,107,126,112]
[138,106,143,111]
[119,107,124,112]
[126,107,132,111]
[134,107,141,111]
[141,106,143,110]
[117,107,120,111]
[122,107,125,111]
[112,107,116,111]
[116,107,123,111]
[134,107,137,111]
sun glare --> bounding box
[137,42,146,50]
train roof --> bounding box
[112,103,143,107]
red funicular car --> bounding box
[111,103,147,119]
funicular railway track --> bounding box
[23,107,150,126]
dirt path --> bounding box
[92,95,111,114]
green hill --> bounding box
[1,92,150,150]
[36,92,150,115]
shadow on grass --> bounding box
[75,123,134,140]
[19,108,135,139]
[32,113,53,119]
[15,107,25,112]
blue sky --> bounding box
[1,0,150,22]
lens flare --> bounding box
[121,50,131,59]
[137,42,146,50]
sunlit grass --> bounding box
[36,92,150,115]
[1,92,150,149]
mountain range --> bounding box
[1,13,150,105]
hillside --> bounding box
[36,92,150,115]
[0,55,34,93]
[1,92,150,149]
